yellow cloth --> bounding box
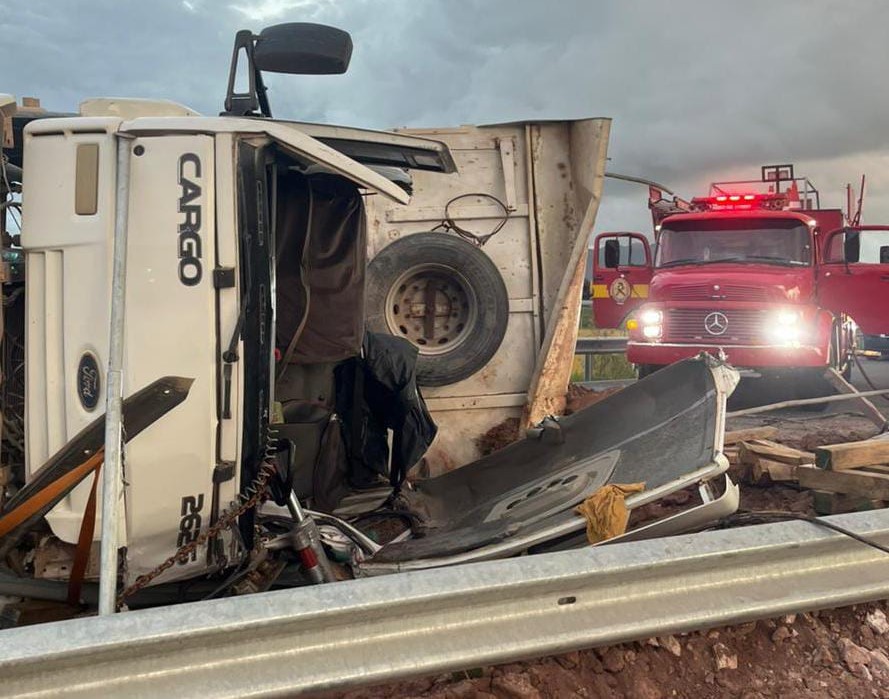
[575,482,646,544]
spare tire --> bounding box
[366,233,509,386]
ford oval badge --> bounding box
[77,353,101,411]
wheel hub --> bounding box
[385,266,477,355]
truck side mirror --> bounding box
[223,22,353,117]
[843,229,861,263]
[604,239,621,269]
[254,23,353,75]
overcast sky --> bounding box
[5,0,889,234]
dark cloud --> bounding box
[4,0,889,232]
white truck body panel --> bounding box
[366,119,611,473]
[23,118,122,542]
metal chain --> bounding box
[116,460,277,606]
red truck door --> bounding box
[818,226,889,334]
[592,232,653,328]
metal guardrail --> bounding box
[575,336,629,381]
[576,337,628,355]
[3,509,889,697]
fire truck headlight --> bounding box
[776,310,800,326]
[642,324,662,339]
[640,309,663,326]
[768,310,802,344]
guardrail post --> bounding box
[99,134,133,615]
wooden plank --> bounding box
[815,440,889,471]
[724,426,779,446]
[739,439,815,466]
[723,446,740,465]
[861,465,889,476]
[751,458,800,484]
[813,490,886,516]
[796,465,889,500]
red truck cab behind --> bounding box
[593,169,889,380]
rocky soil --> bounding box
[327,603,889,699]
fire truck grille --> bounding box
[664,308,770,344]
[668,284,771,302]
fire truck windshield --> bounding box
[655,218,812,268]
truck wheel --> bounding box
[829,322,852,381]
[637,364,664,380]
[366,233,509,386]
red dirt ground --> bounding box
[327,602,889,699]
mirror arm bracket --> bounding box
[223,30,273,117]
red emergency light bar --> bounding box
[711,193,762,204]
[691,191,788,212]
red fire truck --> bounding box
[592,165,889,386]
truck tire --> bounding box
[366,233,509,386]
[829,321,853,382]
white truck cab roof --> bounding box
[25,115,420,204]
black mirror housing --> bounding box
[223,23,352,117]
[254,23,353,75]
[603,239,621,269]
[843,228,861,264]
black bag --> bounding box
[335,332,437,491]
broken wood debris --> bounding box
[750,458,798,484]
[725,431,889,500]
[724,426,779,446]
[796,466,889,501]
[738,439,814,467]
[812,490,886,516]
[815,439,889,472]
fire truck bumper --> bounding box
[627,341,828,369]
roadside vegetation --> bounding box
[572,306,636,381]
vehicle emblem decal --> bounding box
[609,277,632,305]
[77,352,101,411]
[703,311,728,336]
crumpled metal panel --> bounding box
[371,357,722,563]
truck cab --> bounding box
[593,165,889,381]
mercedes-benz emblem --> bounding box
[704,311,728,336]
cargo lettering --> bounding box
[176,493,204,563]
[177,153,203,286]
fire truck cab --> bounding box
[593,165,889,382]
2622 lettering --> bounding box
[176,494,204,564]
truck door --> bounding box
[818,226,889,334]
[592,232,652,328]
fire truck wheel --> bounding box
[366,232,509,387]
[829,321,853,381]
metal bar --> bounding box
[575,337,628,354]
[604,171,674,196]
[2,510,889,697]
[823,367,887,430]
[728,387,889,418]
[98,134,133,615]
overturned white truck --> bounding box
[0,23,739,609]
